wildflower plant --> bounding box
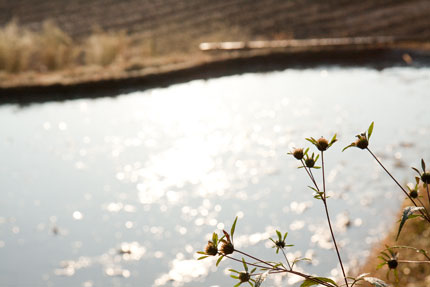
[197,122,429,287]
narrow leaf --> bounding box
[396,206,425,240]
[411,167,421,175]
[421,159,426,171]
[342,143,355,152]
[368,122,374,140]
[254,271,269,287]
[300,277,338,287]
[216,255,224,266]
[242,258,248,272]
[198,256,209,260]
[231,216,238,239]
[363,277,388,287]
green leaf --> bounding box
[396,206,425,240]
[368,122,374,140]
[355,273,370,280]
[363,277,388,287]
[276,230,282,240]
[231,216,238,239]
[376,262,387,270]
[212,232,218,244]
[198,256,209,260]
[300,277,338,287]
[283,232,288,241]
[306,137,317,145]
[308,186,319,192]
[411,167,421,175]
[234,282,241,287]
[421,159,426,171]
[216,255,224,266]
[342,143,355,152]
[242,258,248,272]
[329,134,337,145]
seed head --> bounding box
[387,259,398,269]
[238,272,251,283]
[409,190,418,198]
[292,148,304,160]
[421,172,430,184]
[275,240,285,249]
[355,136,369,149]
[305,158,315,168]
[316,137,329,151]
[220,241,234,255]
[204,241,218,256]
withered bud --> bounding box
[292,148,304,160]
[305,158,315,168]
[220,241,234,255]
[387,259,398,269]
[410,190,418,198]
[239,272,251,283]
[204,241,218,256]
[421,172,430,184]
[355,137,369,149]
[316,137,329,151]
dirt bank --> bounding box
[358,190,430,287]
[0,0,430,100]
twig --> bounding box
[321,151,349,287]
[366,148,430,222]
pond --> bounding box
[0,66,429,287]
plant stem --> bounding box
[224,255,269,270]
[281,248,292,270]
[427,184,430,210]
[226,253,335,287]
[235,249,278,269]
[301,159,319,189]
[321,151,349,287]
[398,260,430,264]
[366,148,430,222]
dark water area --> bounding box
[0,66,429,287]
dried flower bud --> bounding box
[387,259,398,269]
[409,190,418,198]
[292,148,304,160]
[275,240,285,249]
[316,137,329,151]
[204,241,218,256]
[355,137,369,149]
[220,241,234,255]
[238,272,251,283]
[421,172,430,184]
[305,158,315,168]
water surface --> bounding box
[0,67,429,287]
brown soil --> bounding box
[0,0,430,97]
[358,189,430,287]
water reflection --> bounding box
[0,67,429,287]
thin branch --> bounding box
[427,184,430,210]
[301,159,319,190]
[398,260,430,264]
[321,151,349,287]
[366,148,430,222]
[281,248,292,270]
[228,251,336,287]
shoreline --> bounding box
[1,44,430,104]
[357,190,430,286]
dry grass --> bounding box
[0,20,130,74]
[359,189,430,287]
